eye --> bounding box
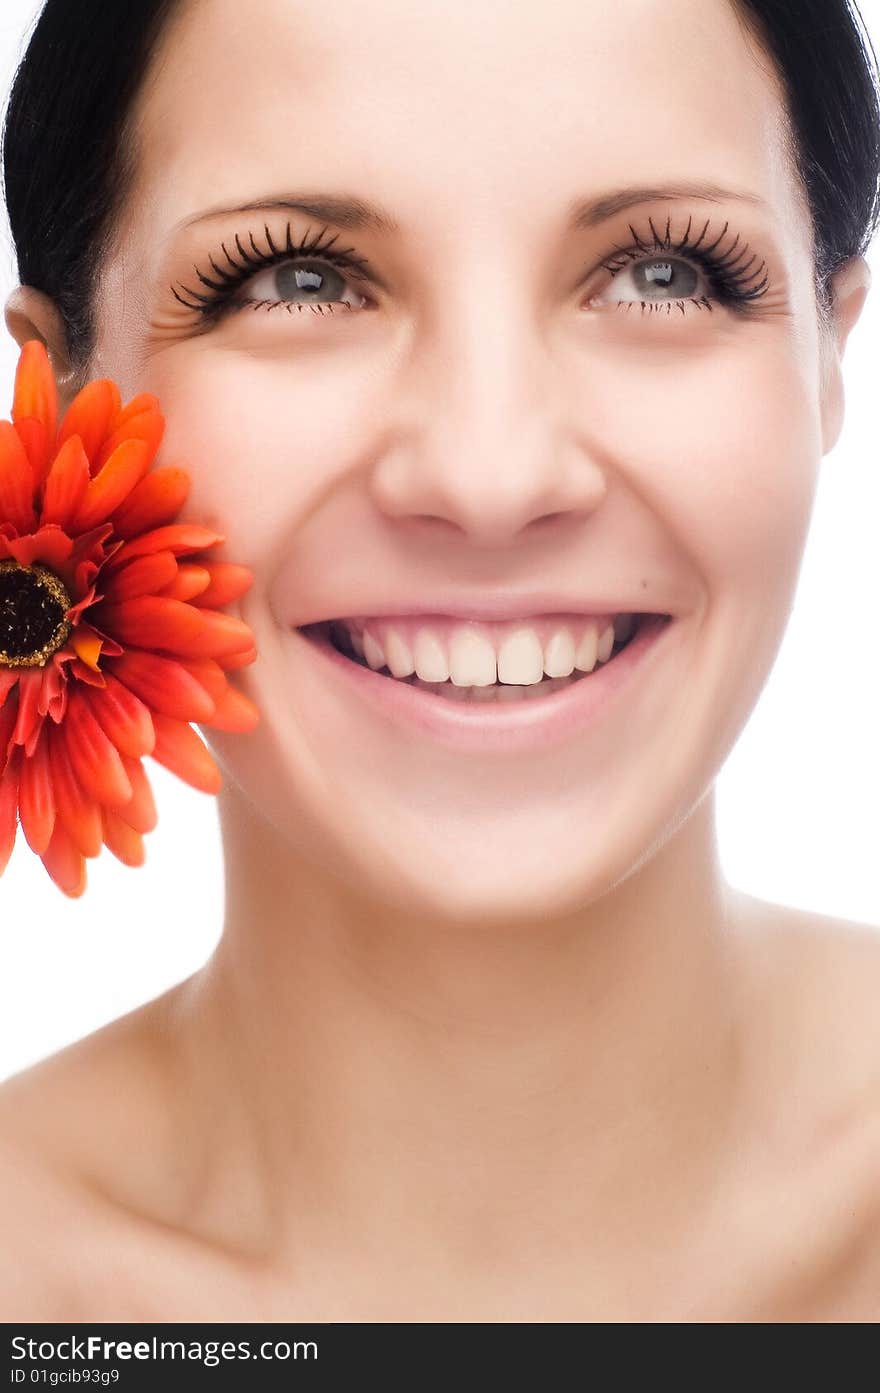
[236,257,370,315]
[586,215,771,319]
[171,222,377,323]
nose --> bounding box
[367,283,607,550]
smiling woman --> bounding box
[1,0,880,1324]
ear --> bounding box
[820,255,872,456]
[4,285,81,413]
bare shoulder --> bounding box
[729,890,880,1317]
[731,887,880,1078]
[0,985,190,1317]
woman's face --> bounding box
[88,0,842,921]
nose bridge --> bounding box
[367,234,607,543]
[370,254,605,545]
[424,264,548,468]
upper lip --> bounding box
[297,592,673,626]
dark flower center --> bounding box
[0,560,72,668]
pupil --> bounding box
[637,259,698,298]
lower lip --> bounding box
[294,614,676,752]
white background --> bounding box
[1,0,878,1080]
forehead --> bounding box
[127,0,800,246]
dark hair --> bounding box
[2,0,880,383]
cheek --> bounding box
[148,352,368,565]
[610,339,821,612]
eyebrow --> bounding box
[176,181,770,237]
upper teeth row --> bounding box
[330,613,636,686]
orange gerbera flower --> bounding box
[0,339,259,898]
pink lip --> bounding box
[294,613,677,752]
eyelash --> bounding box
[170,213,771,325]
[596,213,770,318]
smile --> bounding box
[295,611,677,753]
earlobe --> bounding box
[819,255,872,456]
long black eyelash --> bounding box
[172,212,772,324]
[600,213,770,315]
[171,220,372,320]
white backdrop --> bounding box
[1,0,878,1080]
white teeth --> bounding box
[497,627,545,685]
[573,626,599,673]
[330,612,640,691]
[543,627,576,678]
[448,627,497,687]
[362,630,386,671]
[412,629,449,682]
[384,626,416,678]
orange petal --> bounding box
[111,392,162,432]
[0,668,19,710]
[103,522,224,572]
[108,466,191,540]
[62,686,134,808]
[149,712,223,794]
[56,378,122,465]
[192,562,255,608]
[39,815,87,898]
[95,596,254,659]
[108,647,217,721]
[69,437,153,533]
[116,754,158,834]
[0,419,38,534]
[101,550,179,602]
[48,720,103,857]
[202,681,260,732]
[160,562,211,602]
[12,340,57,447]
[0,743,21,875]
[178,608,256,659]
[101,806,145,866]
[11,668,43,756]
[221,644,258,670]
[14,417,52,494]
[175,656,227,704]
[70,622,107,673]
[85,669,155,758]
[3,522,74,571]
[17,731,56,855]
[95,400,164,472]
[40,434,91,529]
[95,594,207,653]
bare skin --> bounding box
[1,0,878,1320]
[1,888,879,1321]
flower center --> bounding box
[0,560,72,668]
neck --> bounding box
[172,786,747,1280]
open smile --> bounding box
[294,612,677,753]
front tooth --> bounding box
[597,622,614,662]
[384,626,416,678]
[497,627,545,685]
[543,627,576,678]
[573,624,599,673]
[413,629,449,682]
[362,628,386,670]
[448,627,497,687]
